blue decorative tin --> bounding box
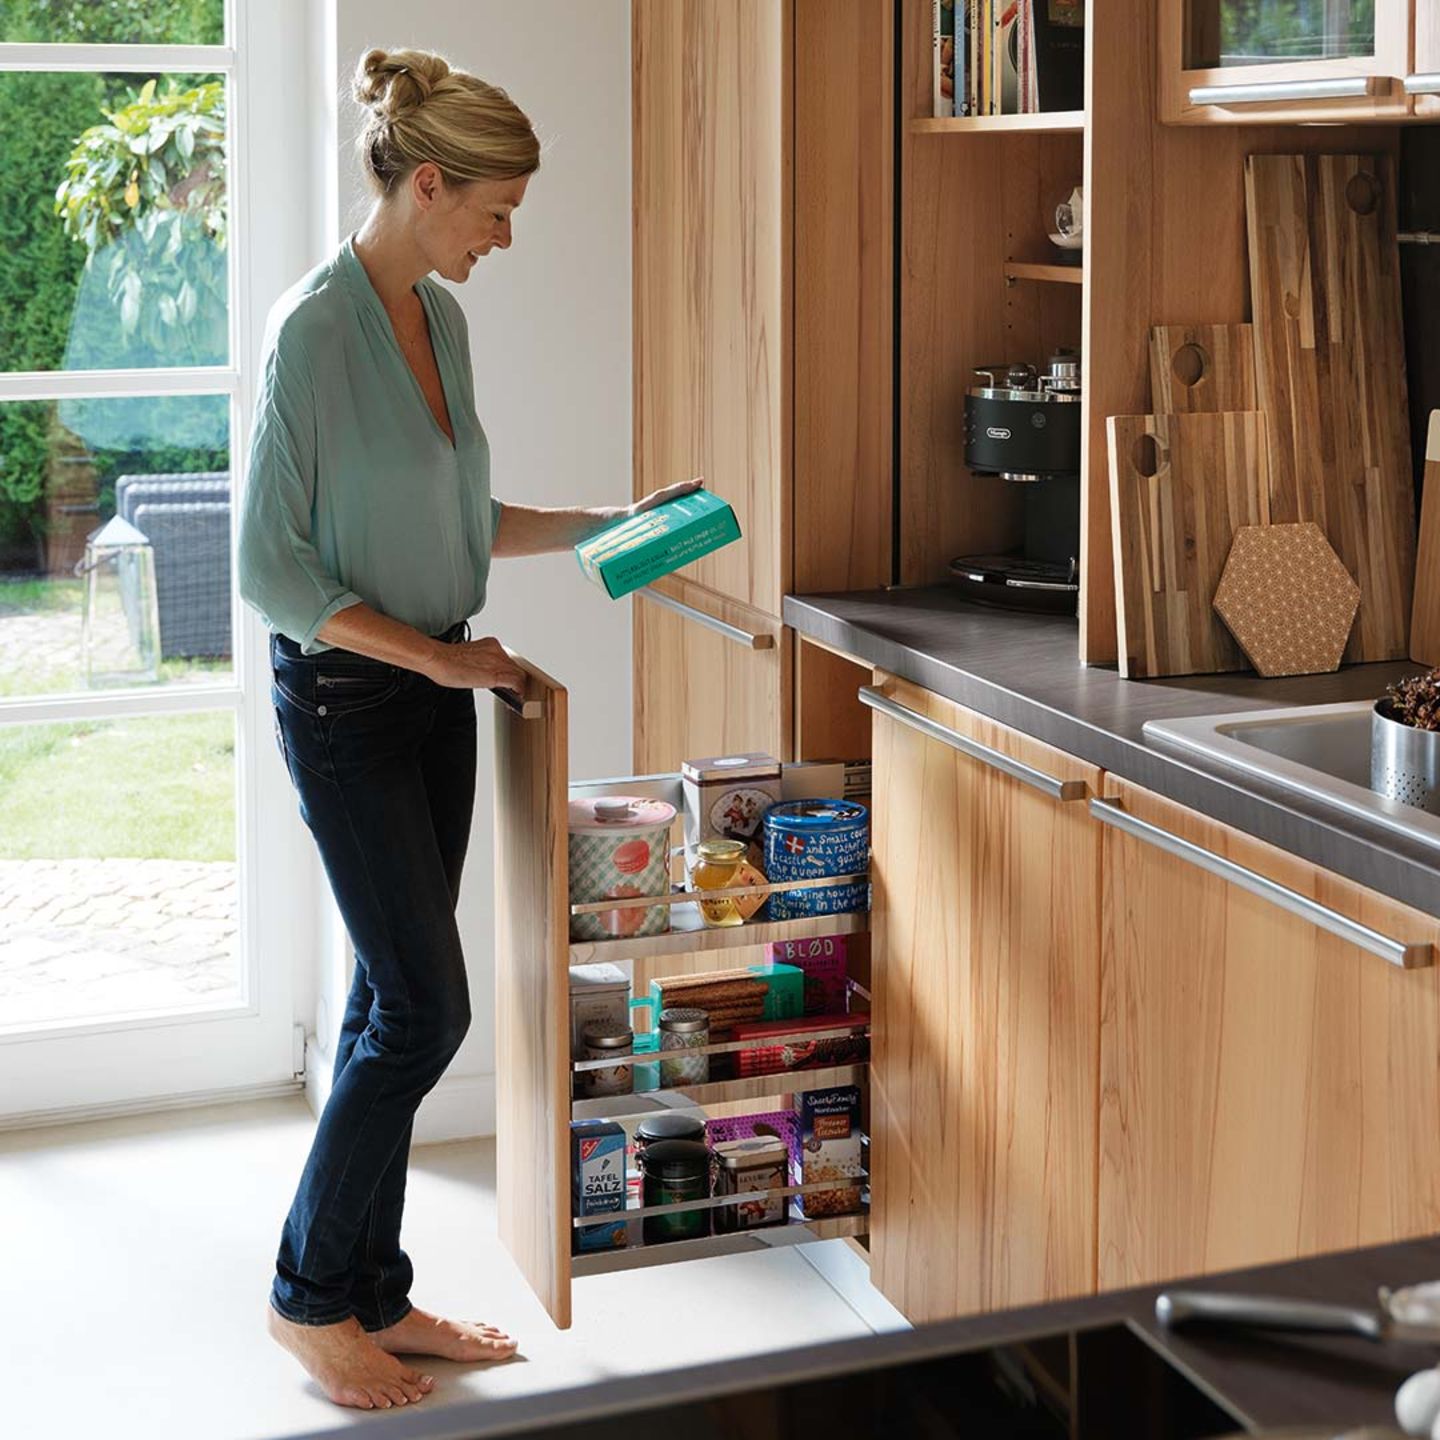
[763,800,870,920]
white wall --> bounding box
[314,1,634,1138]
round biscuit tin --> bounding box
[763,799,870,920]
[568,797,676,942]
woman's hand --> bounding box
[628,475,704,518]
[422,635,527,696]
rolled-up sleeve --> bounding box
[238,329,361,652]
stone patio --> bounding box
[0,857,240,1030]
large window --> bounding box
[0,0,303,1120]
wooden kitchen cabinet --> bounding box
[631,0,893,768]
[1158,0,1413,124]
[632,581,791,775]
[1096,777,1440,1293]
[865,676,1103,1323]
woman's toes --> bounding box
[418,1374,437,1392]
[340,1387,374,1410]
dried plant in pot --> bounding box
[1372,669,1440,815]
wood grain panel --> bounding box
[633,0,788,615]
[796,639,872,761]
[1084,0,1402,664]
[1246,153,1416,663]
[1107,411,1269,678]
[870,676,1102,1323]
[1149,324,1256,414]
[1411,411,1440,665]
[633,582,790,776]
[794,0,894,594]
[1098,778,1440,1293]
[494,655,570,1330]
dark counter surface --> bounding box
[783,586,1440,919]
[284,1235,1440,1438]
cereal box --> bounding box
[768,934,850,1015]
[794,1086,864,1218]
[570,1120,627,1253]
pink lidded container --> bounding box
[567,797,677,942]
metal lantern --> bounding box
[77,514,160,686]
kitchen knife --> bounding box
[1156,1287,1440,1346]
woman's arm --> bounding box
[492,476,704,559]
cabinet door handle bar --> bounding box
[859,686,1087,802]
[637,587,775,650]
[1405,73,1440,96]
[1089,798,1432,970]
[1188,76,1383,106]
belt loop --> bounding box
[462,619,472,643]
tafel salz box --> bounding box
[571,1120,627,1253]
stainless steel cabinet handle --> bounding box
[1188,76,1384,106]
[637,587,775,651]
[1405,73,1440,95]
[859,686,1088,803]
[1089,798,1432,970]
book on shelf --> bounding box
[954,0,1084,117]
[933,0,955,118]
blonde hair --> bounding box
[353,47,540,196]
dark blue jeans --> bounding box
[268,622,476,1330]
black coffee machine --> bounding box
[951,348,1082,613]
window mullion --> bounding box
[0,44,234,73]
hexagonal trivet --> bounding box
[1213,523,1360,677]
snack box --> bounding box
[571,1120,627,1253]
[768,934,849,1015]
[647,962,803,1027]
[734,1013,870,1079]
[576,489,741,600]
[794,1085,864,1219]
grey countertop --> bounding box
[782,586,1440,919]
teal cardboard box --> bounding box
[576,489,741,599]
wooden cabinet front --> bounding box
[1158,0,1412,124]
[1097,778,1440,1292]
[868,677,1103,1323]
[633,581,790,775]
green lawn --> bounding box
[0,711,235,861]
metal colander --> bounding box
[1371,702,1440,814]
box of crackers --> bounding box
[575,489,741,599]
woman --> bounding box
[238,47,698,1411]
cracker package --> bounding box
[576,489,741,599]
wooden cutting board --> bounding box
[1245,153,1416,663]
[1108,411,1270,679]
[1411,410,1440,666]
[1150,324,1256,414]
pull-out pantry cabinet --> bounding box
[495,656,873,1330]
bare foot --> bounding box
[370,1306,519,1363]
[267,1307,436,1409]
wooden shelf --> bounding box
[568,903,868,963]
[572,1062,869,1120]
[911,110,1084,135]
[571,1209,869,1277]
[1004,260,1084,286]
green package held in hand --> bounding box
[576,489,742,599]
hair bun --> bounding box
[354,47,451,118]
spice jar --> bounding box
[659,1007,710,1087]
[691,838,748,928]
[638,1138,713,1244]
[578,1025,633,1099]
[633,1112,706,1155]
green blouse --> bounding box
[238,235,504,653]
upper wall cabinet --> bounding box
[1160,0,1416,123]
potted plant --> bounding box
[1372,670,1440,815]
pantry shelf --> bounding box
[571,1062,870,1120]
[1004,260,1083,285]
[570,1209,869,1277]
[911,109,1084,135]
[567,904,868,963]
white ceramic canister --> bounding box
[568,796,677,942]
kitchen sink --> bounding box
[1144,701,1440,857]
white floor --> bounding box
[0,1096,904,1439]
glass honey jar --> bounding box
[691,838,748,928]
